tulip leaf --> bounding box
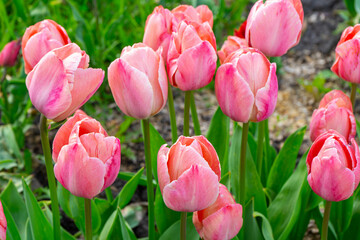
[99,208,135,240]
[12,0,29,22]
[330,196,354,239]
[159,215,199,240]
[149,123,166,182]
[240,198,262,240]
[344,190,360,239]
[344,0,357,16]
[266,126,306,197]
[2,203,21,240]
[42,205,76,240]
[118,171,150,187]
[253,211,274,240]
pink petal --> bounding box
[101,137,121,191]
[334,39,360,83]
[196,5,213,27]
[157,145,171,192]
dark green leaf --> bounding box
[253,211,274,240]
[118,171,149,187]
[240,198,263,240]
[2,203,21,240]
[330,197,353,239]
[159,215,198,240]
[149,123,166,181]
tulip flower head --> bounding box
[215,47,278,123]
[0,201,6,240]
[26,43,104,122]
[22,19,71,74]
[0,40,21,67]
[193,184,243,240]
[218,36,248,64]
[307,130,360,201]
[53,110,121,199]
[172,5,213,27]
[157,136,221,212]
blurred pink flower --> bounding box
[0,40,21,67]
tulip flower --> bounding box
[245,0,303,57]
[0,40,21,67]
[22,19,71,74]
[108,43,168,119]
[167,21,217,91]
[307,130,360,201]
[53,110,121,199]
[157,136,221,212]
[218,36,248,64]
[0,201,6,240]
[172,5,213,27]
[26,43,104,122]
[215,47,278,123]
[193,184,243,240]
[310,90,356,142]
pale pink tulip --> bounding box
[307,130,360,201]
[0,201,6,240]
[0,40,21,67]
[172,5,213,27]
[22,19,71,74]
[245,0,303,57]
[215,47,278,122]
[167,21,217,91]
[53,110,121,199]
[193,184,243,240]
[218,36,248,64]
[26,43,104,122]
[331,24,360,83]
[310,90,356,142]
[157,136,221,212]
[108,43,168,119]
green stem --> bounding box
[142,119,155,240]
[351,83,357,109]
[39,115,61,240]
[256,121,265,178]
[168,83,178,143]
[240,122,249,205]
[190,92,201,135]
[84,198,92,240]
[180,212,187,240]
[263,119,270,179]
[321,201,332,240]
[105,187,113,202]
[183,91,191,136]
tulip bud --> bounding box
[0,201,6,240]
[167,21,217,91]
[193,184,243,240]
[331,24,360,83]
[0,40,21,67]
[218,36,248,64]
[215,47,278,123]
[307,130,360,201]
[26,43,104,122]
[157,136,221,212]
[245,0,303,57]
[53,110,121,199]
[22,19,71,74]
[310,90,356,142]
[108,43,168,119]
[172,5,213,28]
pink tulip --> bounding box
[193,184,243,240]
[331,24,360,83]
[26,43,103,122]
[215,47,278,122]
[172,5,213,28]
[245,0,303,57]
[53,110,121,199]
[218,36,248,64]
[310,90,356,142]
[307,130,360,201]
[0,201,6,240]
[157,136,221,212]
[22,19,71,74]
[167,21,217,91]
[0,40,21,67]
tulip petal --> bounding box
[157,145,171,193]
[194,136,221,180]
[334,39,360,83]
[102,137,121,191]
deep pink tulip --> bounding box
[193,184,243,240]
[245,0,303,57]
[0,40,21,67]
[172,5,213,28]
[108,43,168,119]
[167,21,217,91]
[0,201,6,240]
[331,24,360,83]
[215,47,278,122]
[22,19,71,74]
[157,136,221,212]
[307,130,360,201]
[310,90,356,142]
[26,43,104,122]
[218,36,248,64]
[53,110,121,199]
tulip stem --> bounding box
[263,119,270,179]
[105,187,113,202]
[183,91,191,136]
[256,121,265,178]
[39,115,61,240]
[350,83,357,109]
[190,92,201,135]
[168,83,178,143]
[84,198,92,240]
[142,119,155,240]
[321,201,332,240]
[180,212,187,240]
[240,122,249,205]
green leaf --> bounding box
[117,208,133,240]
[159,215,199,240]
[0,125,24,167]
[344,0,357,16]
[118,171,150,187]
[42,205,76,240]
[149,123,166,181]
[240,198,262,240]
[99,210,120,240]
[2,203,21,240]
[229,123,242,202]
[344,191,360,238]
[253,211,274,240]
[12,0,29,22]
[330,197,353,239]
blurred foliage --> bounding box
[298,70,337,100]
[336,0,360,34]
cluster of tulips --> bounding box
[1,0,360,239]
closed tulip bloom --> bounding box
[193,184,243,240]
[26,43,104,122]
[22,19,71,74]
[310,90,356,142]
[157,136,221,212]
[307,130,360,201]
[218,36,248,64]
[108,43,168,119]
[331,25,360,83]
[0,201,6,240]
[172,5,213,27]
[167,21,217,91]
[0,40,21,67]
[215,47,278,123]
[245,0,303,57]
[53,110,121,199]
